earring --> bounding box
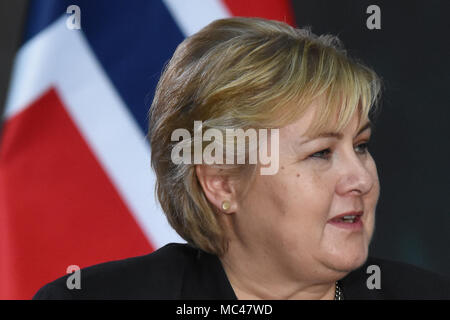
[221,200,231,211]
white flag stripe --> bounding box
[4,17,184,248]
[162,0,231,36]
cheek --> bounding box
[295,167,335,212]
[236,165,337,249]
[234,176,298,250]
[265,177,291,216]
[267,171,337,262]
[238,175,289,229]
[269,169,335,237]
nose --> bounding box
[335,150,375,196]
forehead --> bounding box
[280,107,370,144]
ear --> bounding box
[195,165,237,214]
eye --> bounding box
[355,142,370,154]
[309,148,332,160]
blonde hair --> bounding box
[148,17,382,256]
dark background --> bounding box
[1,0,449,277]
[292,0,450,277]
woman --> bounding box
[34,17,450,299]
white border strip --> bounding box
[4,17,184,248]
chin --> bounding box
[326,244,370,273]
[325,224,374,273]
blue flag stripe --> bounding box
[24,0,185,134]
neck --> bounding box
[219,243,338,300]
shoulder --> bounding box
[33,243,201,299]
[342,256,450,299]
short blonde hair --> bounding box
[148,17,382,256]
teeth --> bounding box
[341,215,356,223]
[331,215,360,223]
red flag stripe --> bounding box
[0,88,153,299]
[223,0,296,26]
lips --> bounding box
[329,211,364,223]
[328,211,364,230]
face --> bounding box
[232,100,380,283]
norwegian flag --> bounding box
[0,0,295,299]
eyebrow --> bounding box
[298,121,372,146]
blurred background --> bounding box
[0,0,449,299]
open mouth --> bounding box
[331,215,361,224]
[328,212,364,230]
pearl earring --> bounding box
[221,200,230,211]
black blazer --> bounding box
[33,243,450,299]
